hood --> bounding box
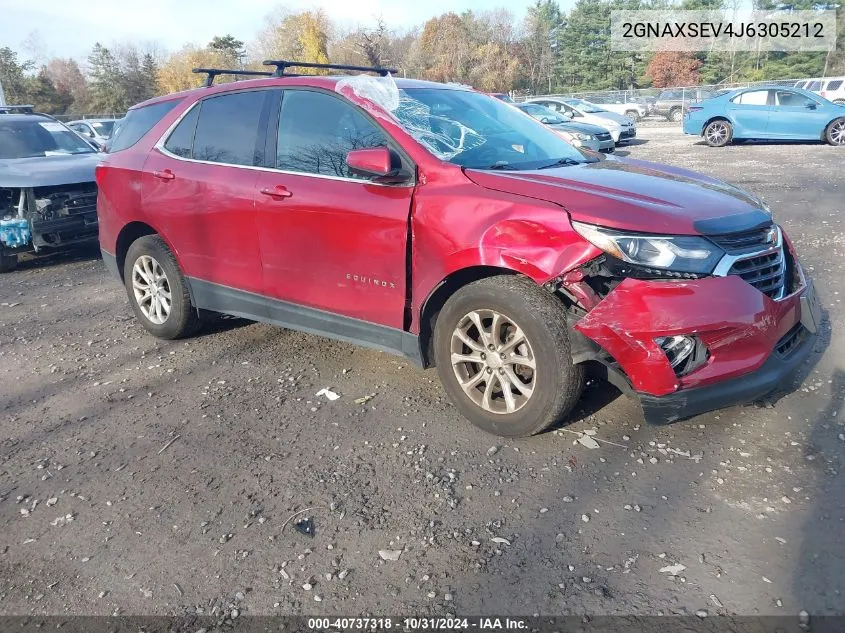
[549,121,611,135]
[0,153,101,188]
[587,110,632,125]
[464,156,772,235]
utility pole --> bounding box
[0,77,6,106]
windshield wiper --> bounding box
[486,161,519,171]
[537,157,585,169]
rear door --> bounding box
[142,89,271,295]
[254,88,415,329]
[768,89,829,139]
[726,89,772,137]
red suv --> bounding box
[96,61,821,437]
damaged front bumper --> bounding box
[573,271,820,424]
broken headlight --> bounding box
[572,221,723,274]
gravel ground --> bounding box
[1,128,842,619]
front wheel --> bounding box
[704,119,733,147]
[123,235,201,339]
[825,118,845,146]
[625,110,641,122]
[433,276,585,437]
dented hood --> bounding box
[0,153,101,189]
[465,156,772,235]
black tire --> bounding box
[824,118,845,146]
[625,110,641,122]
[703,119,733,147]
[0,248,18,273]
[668,107,683,122]
[123,235,201,339]
[433,276,585,437]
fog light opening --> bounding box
[655,335,707,376]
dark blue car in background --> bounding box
[683,85,845,147]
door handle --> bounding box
[260,185,293,199]
[153,169,175,181]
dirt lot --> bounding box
[1,129,843,619]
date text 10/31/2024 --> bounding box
[306,617,529,630]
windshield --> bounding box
[394,88,586,170]
[565,99,607,114]
[0,119,95,159]
[516,104,567,125]
[90,121,115,137]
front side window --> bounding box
[192,91,267,166]
[393,88,588,170]
[276,90,389,179]
[0,119,96,159]
[775,90,816,107]
[733,90,770,105]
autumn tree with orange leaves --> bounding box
[645,52,702,88]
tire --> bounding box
[703,119,733,147]
[625,110,641,122]
[0,248,17,273]
[825,118,845,146]
[123,234,201,339]
[668,107,683,122]
[433,276,585,437]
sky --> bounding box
[1,0,544,63]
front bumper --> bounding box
[574,271,819,423]
[619,127,637,142]
[577,138,615,153]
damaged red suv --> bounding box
[96,61,821,437]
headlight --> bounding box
[571,133,594,141]
[572,221,724,274]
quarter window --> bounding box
[276,90,389,179]
[109,100,180,153]
[191,91,267,166]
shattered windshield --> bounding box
[394,88,587,170]
[0,120,95,159]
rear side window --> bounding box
[807,81,822,91]
[192,91,267,166]
[733,90,769,105]
[826,80,843,90]
[276,90,388,179]
[109,100,180,153]
[163,104,200,158]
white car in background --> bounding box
[582,96,647,121]
[66,119,118,148]
[794,77,845,104]
[525,97,637,143]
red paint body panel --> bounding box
[142,150,264,294]
[575,273,805,396]
[254,170,412,327]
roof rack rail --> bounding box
[0,104,35,114]
[192,68,275,87]
[262,60,398,78]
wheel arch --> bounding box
[701,115,733,136]
[417,266,527,368]
[115,221,162,282]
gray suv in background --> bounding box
[655,88,717,121]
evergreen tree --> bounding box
[87,43,129,113]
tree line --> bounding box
[1,0,843,116]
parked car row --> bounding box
[794,76,845,104]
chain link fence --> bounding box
[53,113,125,122]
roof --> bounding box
[130,75,469,110]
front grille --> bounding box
[709,224,775,252]
[596,132,612,141]
[727,249,786,298]
[776,323,807,357]
[62,192,97,216]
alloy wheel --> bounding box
[829,120,845,145]
[132,255,172,325]
[706,121,730,145]
[450,309,536,414]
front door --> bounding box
[726,89,772,138]
[769,89,829,139]
[254,88,414,330]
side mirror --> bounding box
[806,102,817,110]
[539,117,551,124]
[346,147,408,184]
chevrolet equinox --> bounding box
[96,61,821,437]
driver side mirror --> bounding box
[346,147,409,184]
[539,116,551,124]
[805,102,817,110]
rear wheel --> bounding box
[0,247,17,273]
[668,107,683,122]
[123,235,201,339]
[825,118,845,146]
[704,119,733,147]
[433,276,585,437]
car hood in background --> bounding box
[465,156,772,235]
[0,153,101,188]
[548,121,611,136]
[586,110,632,125]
